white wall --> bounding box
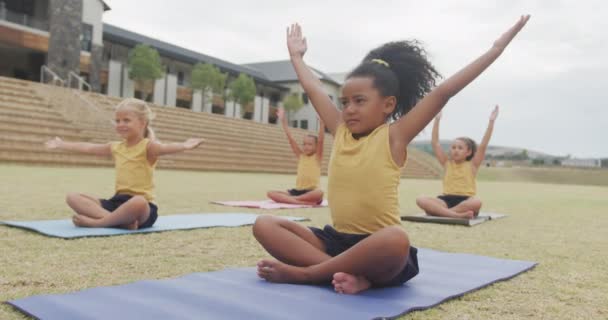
[191,90,202,112]
[562,158,601,168]
[253,96,262,122]
[165,74,177,106]
[122,66,134,98]
[153,77,165,105]
[81,0,104,46]
[261,96,270,124]
[225,101,234,118]
[284,80,341,131]
[107,60,122,97]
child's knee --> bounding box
[415,196,427,207]
[253,214,276,238]
[383,226,410,255]
[65,192,80,206]
[130,196,149,212]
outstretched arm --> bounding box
[147,138,204,160]
[432,113,448,166]
[277,107,302,157]
[390,15,530,148]
[316,118,325,162]
[472,105,498,168]
[45,137,111,157]
[287,24,341,134]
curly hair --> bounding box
[347,40,441,120]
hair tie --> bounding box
[371,58,390,68]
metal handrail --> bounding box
[40,65,65,87]
[68,71,92,91]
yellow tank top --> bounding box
[295,154,321,190]
[111,138,156,202]
[442,160,476,196]
[328,124,404,234]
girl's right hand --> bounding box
[493,15,530,52]
[277,107,285,120]
[45,137,62,149]
[287,23,307,58]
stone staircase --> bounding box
[0,76,441,178]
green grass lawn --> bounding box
[1,164,607,319]
[477,166,608,187]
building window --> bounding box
[81,23,93,52]
[291,120,298,128]
[177,71,184,86]
[300,120,308,130]
[102,43,112,62]
[271,93,280,104]
[176,99,190,109]
[302,93,309,104]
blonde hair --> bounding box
[115,98,157,141]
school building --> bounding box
[0,0,341,131]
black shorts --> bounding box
[438,195,469,208]
[100,194,158,229]
[287,189,312,196]
[309,225,419,287]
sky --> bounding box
[103,0,607,158]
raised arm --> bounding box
[390,15,530,147]
[45,137,111,157]
[431,113,448,166]
[472,105,498,168]
[287,24,341,134]
[316,118,325,162]
[147,138,204,161]
[277,107,302,157]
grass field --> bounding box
[1,164,607,319]
[477,166,608,187]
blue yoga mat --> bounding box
[0,213,308,238]
[7,249,536,320]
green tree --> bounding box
[281,93,304,123]
[190,63,227,112]
[228,73,256,118]
[127,44,163,102]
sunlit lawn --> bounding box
[1,164,607,319]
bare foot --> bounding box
[72,214,99,228]
[122,220,139,230]
[460,210,475,219]
[256,259,308,283]
[332,272,371,294]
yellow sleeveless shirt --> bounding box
[328,124,405,234]
[442,160,476,196]
[111,138,156,202]
[295,154,321,190]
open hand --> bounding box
[45,137,63,149]
[493,15,531,51]
[287,23,307,58]
[183,138,205,150]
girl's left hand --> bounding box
[287,23,307,58]
[184,138,205,149]
[490,105,499,121]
